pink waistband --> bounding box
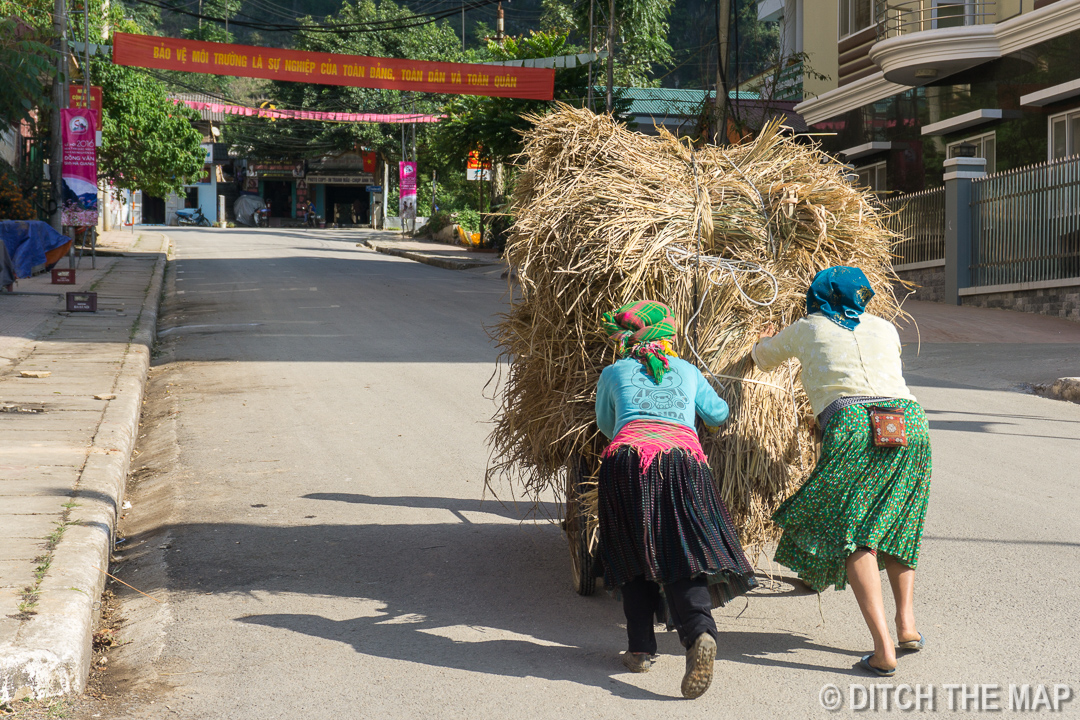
[602,419,708,471]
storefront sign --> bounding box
[113,33,556,100]
[61,108,98,226]
[307,174,376,185]
[467,150,491,181]
[399,162,417,220]
[69,85,103,114]
[250,163,296,179]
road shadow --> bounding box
[111,490,864,696]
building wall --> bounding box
[961,285,1080,322]
[814,28,1080,192]
[195,179,219,224]
[801,0,839,99]
[894,265,945,303]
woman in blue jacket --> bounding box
[596,300,756,699]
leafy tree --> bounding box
[92,60,208,197]
[0,17,55,131]
[577,0,675,88]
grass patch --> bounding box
[11,509,77,619]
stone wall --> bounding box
[961,284,1080,322]
[893,265,945,303]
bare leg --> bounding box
[884,555,919,644]
[846,549,897,671]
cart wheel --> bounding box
[566,462,597,596]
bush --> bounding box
[0,172,35,220]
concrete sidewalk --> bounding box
[0,230,167,703]
[362,233,504,271]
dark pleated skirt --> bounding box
[598,446,757,607]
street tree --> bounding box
[92,58,208,198]
[0,17,55,132]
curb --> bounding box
[362,240,500,271]
[0,234,169,703]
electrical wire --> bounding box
[129,0,502,33]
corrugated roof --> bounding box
[608,87,761,118]
[171,93,226,122]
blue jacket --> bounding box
[595,357,729,439]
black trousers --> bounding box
[622,575,717,655]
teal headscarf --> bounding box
[806,266,875,330]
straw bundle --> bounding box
[488,104,905,552]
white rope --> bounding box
[665,246,779,308]
[676,147,787,397]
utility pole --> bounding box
[50,0,68,232]
[461,0,465,51]
[82,0,90,108]
[714,0,732,145]
[587,0,594,110]
[605,0,614,113]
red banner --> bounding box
[172,98,443,124]
[112,33,555,100]
[69,85,102,114]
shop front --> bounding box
[307,173,377,226]
[306,150,380,227]
[249,161,307,222]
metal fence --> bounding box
[883,186,946,266]
[877,0,995,40]
[970,155,1080,287]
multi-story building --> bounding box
[759,0,1080,193]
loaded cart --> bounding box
[564,456,599,595]
[487,107,908,594]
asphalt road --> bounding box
[72,227,1080,719]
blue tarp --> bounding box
[0,221,71,279]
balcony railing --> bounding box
[876,0,996,40]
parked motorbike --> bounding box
[255,207,270,228]
[175,207,212,227]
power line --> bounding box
[128,0,502,33]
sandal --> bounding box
[858,653,897,677]
[898,632,925,652]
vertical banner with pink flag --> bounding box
[61,108,99,226]
[399,161,417,221]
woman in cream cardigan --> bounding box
[753,266,932,677]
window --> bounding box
[855,161,887,194]
[932,0,972,29]
[947,131,996,174]
[839,0,874,38]
[1049,108,1080,160]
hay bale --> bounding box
[488,104,905,553]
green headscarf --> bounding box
[602,300,678,383]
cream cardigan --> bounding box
[751,314,917,418]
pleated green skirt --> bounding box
[773,399,932,591]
